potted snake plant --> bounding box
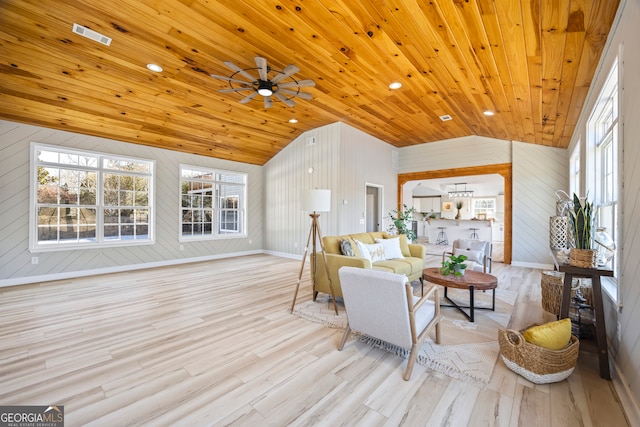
[568,193,596,267]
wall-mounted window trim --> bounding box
[586,57,620,285]
[30,143,155,252]
[179,165,247,241]
[570,141,580,197]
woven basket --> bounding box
[498,329,579,384]
[540,271,592,315]
[569,248,597,268]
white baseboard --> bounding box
[0,250,265,288]
[612,357,640,426]
[511,261,554,270]
[263,250,305,260]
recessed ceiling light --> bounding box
[439,114,453,121]
[389,82,402,90]
[146,63,163,73]
[483,110,495,116]
[289,118,298,123]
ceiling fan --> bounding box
[210,56,315,108]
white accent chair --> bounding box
[443,239,492,273]
[337,267,442,380]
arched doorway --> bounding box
[398,163,512,264]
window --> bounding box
[31,144,154,250]
[587,59,619,274]
[180,165,246,240]
[570,142,580,197]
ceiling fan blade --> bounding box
[219,87,255,93]
[239,92,259,104]
[255,57,268,81]
[278,89,313,100]
[278,79,316,89]
[210,74,253,85]
[271,64,301,83]
[264,96,273,109]
[223,61,257,81]
[274,92,296,107]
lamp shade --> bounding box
[302,189,331,212]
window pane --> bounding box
[180,165,245,239]
[33,144,153,248]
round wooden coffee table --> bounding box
[423,268,498,322]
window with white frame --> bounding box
[180,165,246,240]
[587,59,619,274]
[31,143,154,250]
[570,142,580,197]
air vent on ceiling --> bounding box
[72,23,112,46]
[439,114,453,121]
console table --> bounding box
[558,263,614,380]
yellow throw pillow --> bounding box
[523,318,572,351]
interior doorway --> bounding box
[365,184,383,232]
[398,163,512,264]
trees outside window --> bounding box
[32,144,154,250]
[180,166,246,240]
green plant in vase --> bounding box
[387,204,416,241]
[569,193,594,249]
[455,200,464,219]
[568,193,597,267]
[440,254,468,276]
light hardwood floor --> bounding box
[0,254,628,426]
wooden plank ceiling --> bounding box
[0,0,620,165]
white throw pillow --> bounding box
[375,237,405,260]
[355,240,385,263]
[454,247,483,264]
[355,240,372,262]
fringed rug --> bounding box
[292,286,517,385]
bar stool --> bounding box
[469,227,480,240]
[436,227,448,245]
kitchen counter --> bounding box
[428,219,492,244]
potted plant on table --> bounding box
[387,204,417,241]
[440,254,468,276]
[568,193,596,267]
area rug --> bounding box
[292,286,517,385]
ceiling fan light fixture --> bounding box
[257,80,273,97]
[212,57,314,107]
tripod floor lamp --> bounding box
[291,189,338,315]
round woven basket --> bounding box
[569,248,597,268]
[540,271,592,315]
[498,329,579,384]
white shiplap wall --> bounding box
[567,0,640,421]
[0,120,263,285]
[263,122,398,257]
[511,142,568,266]
[398,135,512,174]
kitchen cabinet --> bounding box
[473,198,496,219]
[413,196,441,213]
[492,222,504,242]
